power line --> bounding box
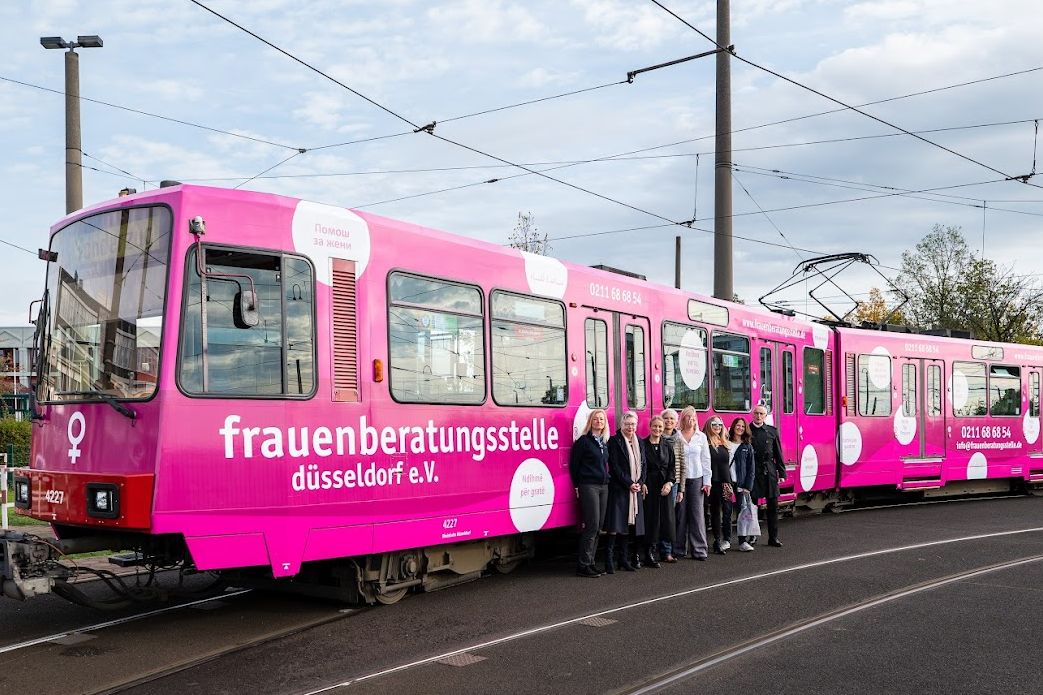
[649,0,1041,189]
[0,74,301,151]
[82,151,145,183]
[190,0,691,229]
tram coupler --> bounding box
[0,530,70,601]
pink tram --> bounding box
[3,184,1041,604]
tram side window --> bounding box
[712,332,750,412]
[585,318,609,408]
[857,353,892,416]
[662,323,709,410]
[179,248,316,397]
[1031,372,1040,418]
[803,347,826,415]
[388,273,484,404]
[759,347,773,413]
[491,291,566,407]
[782,351,794,414]
[989,364,1021,416]
[952,361,986,416]
[901,363,917,417]
[928,365,942,416]
[625,325,647,410]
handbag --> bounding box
[737,491,761,537]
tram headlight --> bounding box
[86,484,119,519]
[13,477,30,509]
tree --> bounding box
[508,211,550,255]
[894,224,1043,342]
[850,287,906,325]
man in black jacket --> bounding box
[749,405,787,547]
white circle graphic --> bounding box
[967,452,988,480]
[1024,413,1040,445]
[679,329,706,390]
[839,421,862,465]
[521,251,568,299]
[573,402,593,441]
[799,445,818,492]
[893,410,917,445]
[509,458,555,532]
[952,370,969,411]
[867,347,891,389]
[812,323,829,350]
[291,200,371,285]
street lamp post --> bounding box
[40,35,103,214]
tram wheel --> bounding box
[373,586,409,605]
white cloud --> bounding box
[426,0,549,43]
[572,0,693,51]
[516,68,580,89]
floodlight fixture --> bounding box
[40,36,68,50]
[76,35,103,48]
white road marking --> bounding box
[298,525,1043,694]
[0,589,251,655]
[628,554,1043,694]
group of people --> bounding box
[570,405,787,578]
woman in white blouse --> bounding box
[674,406,711,560]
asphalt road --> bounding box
[3,496,1042,695]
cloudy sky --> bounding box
[1,0,1040,325]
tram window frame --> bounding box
[490,290,567,408]
[988,364,1021,417]
[803,347,826,415]
[1031,372,1040,418]
[901,363,917,417]
[782,351,795,414]
[952,361,987,417]
[711,332,751,413]
[387,271,486,405]
[625,324,647,410]
[927,364,942,417]
[759,347,773,413]
[857,353,892,417]
[178,245,318,399]
[661,322,709,411]
[585,318,610,409]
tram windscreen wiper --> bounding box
[56,390,137,420]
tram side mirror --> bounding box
[233,289,260,329]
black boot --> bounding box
[603,536,616,575]
[713,540,726,555]
[619,539,635,571]
[631,541,643,570]
[645,546,661,568]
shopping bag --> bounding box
[737,492,761,537]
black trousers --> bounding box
[709,482,733,544]
[764,495,780,541]
[577,484,609,568]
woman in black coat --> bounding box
[641,415,675,568]
[603,411,646,573]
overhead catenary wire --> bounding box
[648,0,1042,189]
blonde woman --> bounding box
[675,406,711,560]
[703,416,734,555]
[658,408,685,562]
[641,415,675,568]
[569,408,611,577]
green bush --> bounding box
[0,418,31,467]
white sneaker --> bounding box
[739,542,754,552]
[719,541,731,551]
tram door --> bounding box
[580,310,653,432]
[759,342,798,464]
[898,358,946,463]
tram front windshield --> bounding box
[38,205,171,402]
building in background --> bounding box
[0,327,36,419]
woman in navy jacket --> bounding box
[570,409,611,577]
[727,417,757,552]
